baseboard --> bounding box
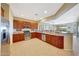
[64,49,73,51]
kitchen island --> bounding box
[31,31,73,50]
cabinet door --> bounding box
[13,20,23,29]
[46,34,64,49]
[24,21,31,28]
[13,34,19,42]
[50,35,56,46]
[46,34,51,43]
[30,22,38,29]
[36,32,42,40]
[51,35,64,49]
[13,20,18,28]
[19,21,24,29]
[31,32,36,39]
[58,36,64,49]
[31,32,42,40]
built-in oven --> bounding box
[22,28,31,40]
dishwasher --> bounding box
[42,33,46,41]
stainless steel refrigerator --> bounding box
[0,16,10,56]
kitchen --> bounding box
[0,3,79,56]
[11,3,75,50]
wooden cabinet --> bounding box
[45,34,51,43]
[46,34,64,49]
[30,22,38,29]
[36,32,42,40]
[13,20,19,29]
[23,21,31,28]
[13,33,25,43]
[13,20,38,30]
[31,32,64,49]
[31,32,36,39]
[24,21,38,29]
[31,32,42,40]
[13,20,24,29]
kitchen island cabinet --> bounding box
[30,32,72,50]
[46,34,64,49]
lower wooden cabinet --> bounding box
[45,34,51,43]
[31,32,42,40]
[31,32,36,39]
[36,32,42,40]
[13,33,25,43]
[46,34,64,49]
[31,32,64,49]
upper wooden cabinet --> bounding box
[13,20,23,29]
[30,22,38,29]
[23,21,38,29]
[13,19,38,30]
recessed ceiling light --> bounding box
[39,18,43,20]
[44,11,48,14]
[35,13,38,16]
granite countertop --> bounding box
[13,30,73,36]
[13,31,24,34]
[30,31,73,36]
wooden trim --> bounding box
[1,7,4,17]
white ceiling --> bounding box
[45,4,79,25]
[9,3,63,21]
